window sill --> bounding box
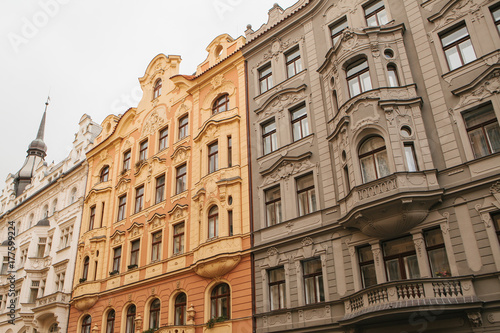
[442,49,500,84]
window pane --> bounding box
[459,39,476,64]
[375,150,390,177]
[428,248,451,277]
[486,121,500,153]
[365,0,384,15]
[445,47,461,70]
[360,71,372,91]
[361,264,377,287]
[404,254,420,279]
[383,236,414,256]
[360,156,377,183]
[468,128,490,158]
[386,258,401,281]
[441,26,468,47]
[377,10,388,25]
[404,145,418,172]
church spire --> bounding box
[36,97,49,141]
[27,97,49,158]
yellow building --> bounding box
[68,34,252,333]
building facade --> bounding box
[243,0,500,332]
[68,34,252,333]
[0,111,100,333]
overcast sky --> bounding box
[0,0,297,189]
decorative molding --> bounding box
[168,203,189,221]
[451,69,500,112]
[260,158,315,187]
[110,230,125,246]
[141,109,166,137]
[170,146,191,165]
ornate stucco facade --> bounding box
[68,34,252,333]
[0,112,100,333]
[243,0,500,332]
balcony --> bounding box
[341,276,481,324]
[338,171,443,238]
[192,236,243,278]
[33,292,71,312]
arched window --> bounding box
[387,64,400,87]
[70,188,77,204]
[126,305,136,333]
[153,79,162,99]
[100,166,109,183]
[346,59,372,97]
[174,293,187,326]
[106,309,115,333]
[212,94,229,115]
[211,283,230,319]
[82,257,89,281]
[208,206,219,239]
[49,323,58,332]
[149,298,161,329]
[358,136,390,183]
[81,315,91,333]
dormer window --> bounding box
[212,94,229,115]
[153,79,162,99]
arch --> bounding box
[358,135,390,183]
[80,314,91,333]
[100,165,110,182]
[124,303,136,333]
[49,323,58,333]
[153,79,162,99]
[105,308,115,333]
[208,205,219,239]
[212,94,229,115]
[148,298,161,329]
[210,283,230,319]
[174,292,187,325]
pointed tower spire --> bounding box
[36,97,49,140]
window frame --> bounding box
[439,23,477,71]
[100,166,109,182]
[151,231,162,262]
[123,150,131,171]
[210,283,230,319]
[82,256,89,281]
[176,164,187,194]
[346,58,372,98]
[268,267,286,311]
[149,298,161,330]
[364,0,388,27]
[106,309,115,333]
[285,47,303,78]
[358,245,377,288]
[492,212,500,243]
[382,236,420,281]
[126,305,136,333]
[117,195,127,221]
[112,246,122,273]
[153,79,162,99]
[175,293,187,325]
[89,205,96,230]
[358,136,390,183]
[265,185,282,227]
[302,258,325,305]
[208,206,219,239]
[259,63,273,94]
[296,173,317,216]
[208,141,219,174]
[134,185,145,214]
[290,104,310,142]
[462,103,500,158]
[139,140,148,162]
[212,94,229,115]
[227,136,232,168]
[330,17,348,46]
[424,228,451,277]
[159,127,169,151]
[129,239,140,267]
[492,5,500,35]
[81,315,92,333]
[173,222,185,255]
[262,119,278,155]
[178,115,189,140]
[155,174,165,204]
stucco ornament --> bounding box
[453,70,500,112]
[261,159,315,187]
[211,74,224,89]
[430,0,485,32]
[142,109,165,136]
[491,181,500,208]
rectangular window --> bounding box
[404,143,419,171]
[492,6,500,34]
[440,24,477,71]
[492,212,500,243]
[29,281,39,303]
[151,231,162,262]
[155,175,165,204]
[383,236,420,281]
[286,47,303,78]
[100,203,105,228]
[60,226,73,248]
[56,272,65,291]
[208,141,219,173]
[269,267,286,310]
[262,120,277,155]
[130,240,140,267]
[291,104,310,141]
[265,186,282,226]
[176,164,187,194]
[37,238,46,258]
[358,246,377,288]
[173,223,185,255]
[364,0,388,26]
[40,279,46,297]
[118,195,127,221]
[387,65,400,87]
[330,17,348,46]
[347,59,372,97]
[123,150,131,171]
[159,127,168,151]
[228,210,233,236]
[259,64,273,94]
[424,228,451,277]
[113,246,122,273]
[1,256,8,275]
[297,173,317,216]
[227,136,232,167]
[135,185,144,214]
[89,205,96,230]
[343,165,351,192]
[178,115,189,140]
[303,258,325,304]
[463,104,500,158]
[139,140,148,162]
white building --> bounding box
[0,107,101,333]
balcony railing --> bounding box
[342,277,479,321]
[33,291,71,310]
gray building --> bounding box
[243,0,500,332]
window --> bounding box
[106,310,115,333]
[269,267,286,310]
[424,228,451,277]
[60,225,73,248]
[126,305,136,333]
[211,283,230,319]
[175,293,187,325]
[364,0,388,27]
[29,280,39,303]
[228,210,233,236]
[100,203,105,228]
[173,223,185,255]
[297,173,317,216]
[208,141,219,173]
[358,246,377,288]
[159,127,168,151]
[404,143,419,171]
[49,323,58,333]
[70,187,77,203]
[118,195,127,221]
[208,206,219,239]
[37,237,47,257]
[135,185,144,213]
[89,206,96,230]
[359,136,390,183]
[213,94,229,114]
[21,248,28,265]
[493,212,500,243]
[286,47,303,78]
[153,79,162,99]
[303,258,325,304]
[52,199,57,215]
[265,186,282,226]
[259,64,273,94]
[82,257,89,281]
[346,59,372,97]
[227,136,232,167]
[40,279,46,297]
[463,104,500,158]
[178,115,189,140]
[291,104,310,141]
[387,64,399,87]
[123,150,131,171]
[151,231,162,262]
[81,315,92,333]
[155,175,165,204]
[262,120,277,155]
[440,24,476,71]
[1,256,8,275]
[331,17,348,46]
[176,164,187,194]
[139,140,148,162]
[130,240,140,267]
[383,236,420,281]
[112,246,121,273]
[149,298,160,330]
[343,165,351,192]
[55,272,65,291]
[100,166,109,182]
[492,6,500,34]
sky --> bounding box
[0,0,298,188]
